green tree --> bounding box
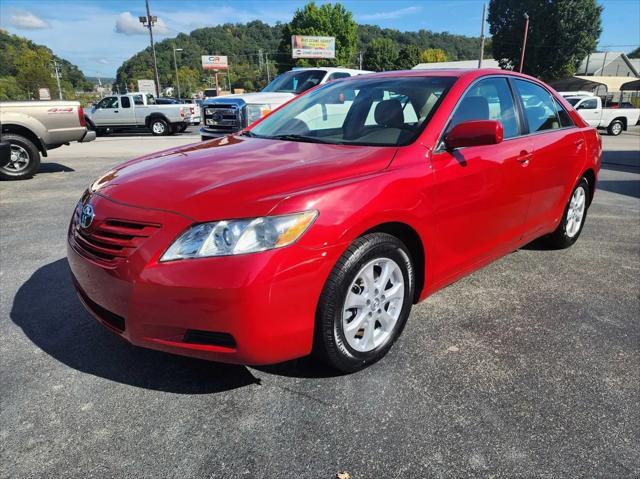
[488,0,602,80]
[0,76,25,100]
[363,38,398,71]
[395,44,422,69]
[420,48,448,63]
[628,47,640,59]
[15,49,56,98]
[277,2,358,70]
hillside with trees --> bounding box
[0,29,93,100]
[114,2,483,96]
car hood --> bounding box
[92,135,396,221]
[217,92,296,105]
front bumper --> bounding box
[67,193,337,365]
[200,127,231,140]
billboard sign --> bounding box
[291,35,335,59]
[137,79,157,96]
[202,55,229,70]
[38,88,51,100]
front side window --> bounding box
[262,70,327,94]
[449,77,520,138]
[514,79,561,133]
[578,98,598,110]
[97,97,118,109]
[250,76,455,147]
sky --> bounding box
[0,0,638,78]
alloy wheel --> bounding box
[5,144,30,172]
[341,257,405,352]
[566,186,586,237]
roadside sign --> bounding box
[137,79,157,96]
[291,36,336,59]
[202,55,229,70]
[38,88,51,100]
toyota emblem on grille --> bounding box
[80,204,95,229]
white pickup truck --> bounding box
[87,92,193,136]
[565,95,640,136]
[200,67,371,140]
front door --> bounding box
[429,76,533,281]
[575,97,601,127]
[91,96,120,126]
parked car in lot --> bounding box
[68,69,601,372]
[0,100,95,180]
[565,95,640,135]
[86,93,193,136]
[200,67,371,140]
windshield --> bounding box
[262,70,327,94]
[250,76,456,147]
[566,97,581,106]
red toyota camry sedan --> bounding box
[68,69,601,372]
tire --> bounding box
[85,117,95,131]
[314,233,415,372]
[96,128,111,137]
[177,124,188,133]
[150,118,170,136]
[543,177,590,249]
[0,134,41,181]
[607,120,623,136]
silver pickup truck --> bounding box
[87,93,193,136]
[0,100,95,180]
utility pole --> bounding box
[358,51,363,70]
[52,60,63,99]
[478,3,486,68]
[518,12,530,73]
[139,0,161,97]
[265,53,271,83]
[173,47,183,98]
[258,49,264,71]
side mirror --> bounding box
[444,120,503,150]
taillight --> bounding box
[179,107,185,118]
[78,106,86,127]
[190,106,195,114]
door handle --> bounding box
[575,138,585,149]
[517,150,532,166]
[114,110,119,113]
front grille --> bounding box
[70,203,160,265]
[203,104,243,132]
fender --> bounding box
[1,112,49,155]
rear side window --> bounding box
[514,79,561,133]
[120,96,131,108]
[554,99,575,128]
[450,77,520,139]
[133,95,144,105]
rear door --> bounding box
[430,76,533,277]
[512,78,586,238]
[115,96,135,125]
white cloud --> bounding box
[359,6,422,21]
[114,11,169,36]
[9,10,50,30]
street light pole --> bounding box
[478,2,486,68]
[139,0,161,97]
[518,13,530,73]
[173,48,183,99]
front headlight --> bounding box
[246,103,272,125]
[160,210,318,261]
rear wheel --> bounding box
[607,120,623,136]
[314,233,414,372]
[0,134,41,180]
[544,177,589,249]
[177,124,188,133]
[150,118,170,136]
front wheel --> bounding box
[0,134,41,180]
[314,233,415,372]
[150,119,170,136]
[607,120,624,136]
[543,177,590,249]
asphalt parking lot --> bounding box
[1,127,638,478]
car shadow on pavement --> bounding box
[39,163,75,173]
[10,258,261,394]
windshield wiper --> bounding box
[268,134,333,144]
